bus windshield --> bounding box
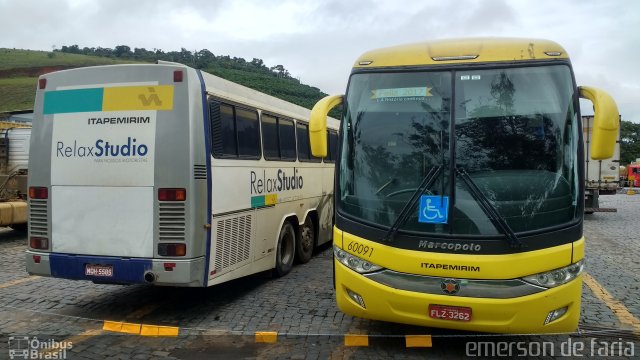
[338,65,580,237]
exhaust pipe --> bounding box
[144,271,157,283]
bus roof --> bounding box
[353,37,568,68]
[199,69,340,128]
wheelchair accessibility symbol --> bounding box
[418,195,449,224]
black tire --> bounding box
[296,216,315,264]
[274,222,295,277]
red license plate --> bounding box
[428,305,472,322]
[85,264,113,277]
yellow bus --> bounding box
[308,38,619,333]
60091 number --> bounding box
[347,241,374,258]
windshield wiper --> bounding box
[383,165,442,242]
[456,167,523,249]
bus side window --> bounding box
[297,122,311,161]
[210,101,237,157]
[210,100,260,159]
[236,108,261,158]
[296,122,321,163]
[262,114,280,160]
[279,118,297,161]
[325,130,338,163]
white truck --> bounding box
[0,112,31,229]
[583,115,620,213]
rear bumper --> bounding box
[25,251,206,287]
[335,261,581,334]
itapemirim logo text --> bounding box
[8,336,72,359]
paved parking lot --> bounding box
[0,193,639,359]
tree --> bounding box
[251,58,265,69]
[270,65,290,78]
[114,45,132,57]
[620,120,640,164]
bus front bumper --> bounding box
[25,251,206,287]
[335,261,582,334]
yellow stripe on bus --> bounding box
[265,194,278,206]
[103,85,174,111]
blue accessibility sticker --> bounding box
[418,195,449,224]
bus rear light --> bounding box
[164,262,176,271]
[30,237,49,250]
[158,188,186,201]
[39,78,47,89]
[158,243,186,256]
[29,187,49,199]
[174,70,183,82]
[33,255,41,264]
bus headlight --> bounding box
[334,245,383,274]
[522,260,584,288]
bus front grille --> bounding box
[29,199,48,236]
[158,202,186,241]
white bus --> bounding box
[25,62,340,287]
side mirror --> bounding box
[309,95,343,157]
[579,86,619,160]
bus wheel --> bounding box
[274,222,295,277]
[296,217,315,264]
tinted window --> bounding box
[236,108,260,157]
[297,123,310,161]
[279,118,296,160]
[210,101,260,159]
[262,114,279,159]
[327,130,339,162]
[219,104,236,156]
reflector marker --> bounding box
[255,331,278,343]
[103,321,179,336]
[103,321,141,334]
[405,335,432,347]
[141,324,180,337]
[344,334,369,346]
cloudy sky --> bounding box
[1,0,638,121]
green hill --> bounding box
[0,48,146,111]
[0,46,337,117]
